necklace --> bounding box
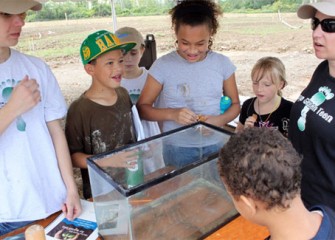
[257,97,281,124]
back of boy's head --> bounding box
[116,27,145,50]
[218,128,301,210]
[251,56,287,95]
[80,30,136,65]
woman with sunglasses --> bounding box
[289,0,335,211]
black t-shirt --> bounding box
[289,60,335,210]
[239,97,293,137]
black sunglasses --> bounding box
[311,17,335,33]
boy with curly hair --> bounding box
[218,128,335,239]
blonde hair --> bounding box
[251,57,287,96]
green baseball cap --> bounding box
[80,30,136,65]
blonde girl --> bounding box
[236,57,293,137]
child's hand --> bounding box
[62,192,82,221]
[173,108,198,125]
[6,75,41,116]
[244,114,257,129]
[98,150,139,168]
[196,114,208,122]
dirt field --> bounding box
[20,13,322,104]
[19,13,322,197]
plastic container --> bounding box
[126,155,144,188]
[220,96,232,114]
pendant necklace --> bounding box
[257,97,281,125]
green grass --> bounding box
[27,46,79,59]
[17,31,90,60]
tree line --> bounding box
[26,0,313,22]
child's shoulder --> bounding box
[11,48,51,73]
[11,48,45,64]
[207,51,234,63]
[68,94,91,111]
[116,86,131,97]
[116,87,133,106]
[242,97,256,106]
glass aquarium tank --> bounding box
[87,122,238,240]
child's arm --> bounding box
[137,74,197,125]
[0,76,40,135]
[204,74,240,127]
[71,152,92,169]
[71,151,139,169]
[245,114,257,128]
[47,120,82,220]
[235,122,244,133]
[235,114,257,133]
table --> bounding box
[2,212,269,239]
[205,216,269,240]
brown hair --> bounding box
[218,128,301,210]
[251,56,287,96]
[169,0,222,50]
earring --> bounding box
[208,37,213,50]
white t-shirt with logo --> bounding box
[121,67,161,138]
[121,67,147,105]
[0,49,67,222]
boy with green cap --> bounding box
[65,30,138,199]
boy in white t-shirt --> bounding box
[116,27,147,104]
[0,0,81,235]
[116,27,161,138]
[116,27,164,173]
